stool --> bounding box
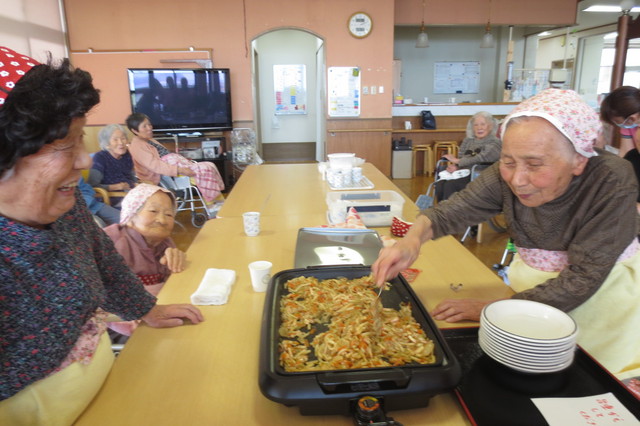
[412,145,434,176]
[433,141,459,161]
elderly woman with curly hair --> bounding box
[0,47,203,425]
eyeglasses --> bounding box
[615,115,638,129]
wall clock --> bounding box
[348,12,373,39]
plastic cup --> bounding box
[243,212,260,236]
[248,261,272,292]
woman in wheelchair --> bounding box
[103,184,187,336]
[435,111,501,202]
[126,113,224,202]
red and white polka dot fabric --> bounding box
[0,46,40,106]
[391,216,412,237]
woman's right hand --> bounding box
[371,215,433,287]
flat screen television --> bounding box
[127,68,232,133]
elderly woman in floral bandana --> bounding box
[104,184,186,297]
[373,88,640,376]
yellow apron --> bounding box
[0,332,114,426]
[508,250,640,377]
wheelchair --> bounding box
[160,175,211,228]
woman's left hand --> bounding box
[160,248,186,273]
[141,304,204,327]
[431,298,495,322]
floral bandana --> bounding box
[119,183,176,225]
[0,46,40,106]
[502,88,600,158]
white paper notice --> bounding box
[532,392,639,425]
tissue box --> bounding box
[326,190,405,227]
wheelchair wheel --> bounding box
[192,212,207,228]
[487,213,507,233]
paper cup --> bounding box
[243,212,260,236]
[248,261,272,292]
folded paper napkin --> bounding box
[437,169,471,181]
[191,268,237,305]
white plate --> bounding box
[480,320,577,351]
[482,300,578,341]
[479,338,575,374]
[479,331,575,366]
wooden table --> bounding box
[77,164,514,425]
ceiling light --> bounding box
[416,0,429,48]
[583,5,640,12]
[538,31,552,37]
[480,0,495,48]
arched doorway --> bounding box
[251,28,326,162]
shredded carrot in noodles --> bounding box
[278,275,435,372]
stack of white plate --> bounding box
[479,299,578,374]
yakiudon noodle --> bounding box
[278,275,436,372]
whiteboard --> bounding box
[434,61,480,94]
[328,67,361,117]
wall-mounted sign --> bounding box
[274,64,307,115]
[328,66,361,117]
[434,61,480,94]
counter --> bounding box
[392,103,518,117]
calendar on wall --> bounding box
[434,61,480,94]
[274,64,307,115]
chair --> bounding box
[92,187,127,205]
[459,162,507,244]
[433,140,459,161]
[412,144,434,176]
[160,175,211,228]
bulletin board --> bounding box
[274,64,307,115]
[434,61,480,94]
[69,49,212,125]
[328,66,361,117]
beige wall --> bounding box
[63,0,395,124]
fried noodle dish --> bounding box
[278,275,436,372]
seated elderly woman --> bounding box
[435,111,501,202]
[0,47,203,425]
[372,89,640,378]
[88,123,136,205]
[104,184,186,297]
[103,184,187,337]
[126,112,224,202]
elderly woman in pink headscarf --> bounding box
[103,184,187,337]
[372,89,640,376]
[104,183,186,297]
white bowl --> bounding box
[482,300,578,341]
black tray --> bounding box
[259,266,461,416]
[443,327,640,426]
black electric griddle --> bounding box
[258,265,461,416]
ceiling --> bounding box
[522,0,640,38]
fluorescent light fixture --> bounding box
[604,32,618,39]
[583,5,640,12]
[538,31,552,36]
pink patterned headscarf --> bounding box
[502,88,600,158]
[0,47,40,106]
[119,184,176,225]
